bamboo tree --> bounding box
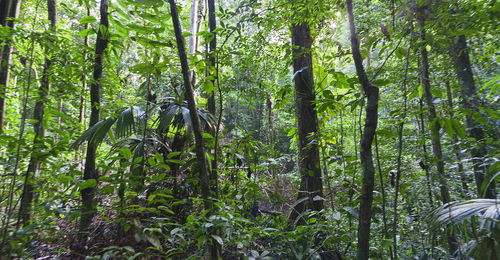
[346,1,380,259]
[0,0,21,131]
[287,0,323,226]
[18,0,57,227]
[77,0,109,252]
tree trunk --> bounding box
[451,34,494,198]
[18,0,57,227]
[168,1,219,258]
[346,1,379,259]
[77,0,109,252]
[445,80,469,198]
[287,5,323,226]
[79,7,90,129]
[0,0,21,131]
[417,8,458,255]
[207,0,216,116]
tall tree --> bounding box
[451,34,494,198]
[77,0,109,252]
[287,1,323,226]
[346,0,379,259]
[168,1,219,258]
[0,0,21,131]
[18,0,57,227]
[417,5,458,255]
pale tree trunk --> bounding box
[346,1,379,259]
[287,3,323,226]
[417,7,458,256]
[0,0,21,131]
[18,0,57,227]
[76,0,109,253]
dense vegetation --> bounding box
[0,0,498,259]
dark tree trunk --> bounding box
[417,8,458,255]
[18,0,57,227]
[168,0,210,207]
[287,12,323,226]
[0,0,21,131]
[206,0,219,197]
[451,35,494,198]
[168,1,219,258]
[346,1,379,259]
[77,0,109,252]
[207,0,216,116]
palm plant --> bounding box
[430,198,499,259]
[72,97,216,192]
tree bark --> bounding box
[207,0,216,116]
[287,5,323,226]
[18,0,57,227]
[168,0,211,208]
[0,0,21,131]
[168,1,218,258]
[417,7,458,255]
[346,1,379,259]
[77,0,109,252]
[451,34,494,198]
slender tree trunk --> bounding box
[287,4,323,226]
[206,0,219,199]
[445,80,469,198]
[451,34,494,198]
[169,0,210,206]
[77,0,109,252]
[18,0,57,227]
[79,7,90,129]
[168,1,219,258]
[207,0,216,116]
[417,8,458,255]
[0,0,21,131]
[346,1,380,259]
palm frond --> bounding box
[156,104,179,132]
[180,106,192,135]
[71,117,117,150]
[430,199,500,232]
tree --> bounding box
[346,0,379,259]
[18,0,57,227]
[77,0,109,252]
[287,0,323,226]
[417,4,458,255]
[451,35,494,198]
[0,0,21,131]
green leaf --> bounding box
[79,179,97,189]
[130,62,155,74]
[79,16,96,24]
[100,185,114,195]
[417,84,423,99]
[211,235,223,246]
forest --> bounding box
[0,0,498,259]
